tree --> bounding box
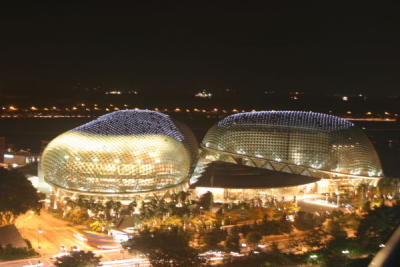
[0,168,43,225]
[378,177,400,197]
[123,200,137,215]
[246,231,262,247]
[223,247,303,267]
[318,236,365,267]
[54,251,101,267]
[198,191,213,210]
[294,211,322,231]
[357,204,400,252]
[224,232,240,252]
[123,227,201,267]
[0,244,38,261]
[278,212,292,233]
[201,228,226,250]
[65,209,89,225]
[190,211,218,230]
[322,211,348,239]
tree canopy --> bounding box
[123,227,201,267]
[198,191,213,210]
[357,204,400,252]
[54,251,101,267]
[0,168,43,225]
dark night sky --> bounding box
[1,1,400,97]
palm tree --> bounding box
[378,177,400,197]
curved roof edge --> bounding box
[218,111,354,132]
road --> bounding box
[1,201,338,266]
[15,211,93,256]
[0,211,151,266]
[0,257,150,267]
[0,257,52,267]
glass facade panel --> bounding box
[201,111,383,178]
[40,110,197,195]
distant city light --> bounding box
[195,89,212,98]
[105,90,122,95]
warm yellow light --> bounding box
[41,131,191,194]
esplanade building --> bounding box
[39,109,383,204]
[191,111,383,202]
[40,110,198,203]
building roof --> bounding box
[0,224,28,248]
[73,110,184,141]
[218,111,354,132]
[191,161,319,189]
[40,110,198,196]
[202,111,383,178]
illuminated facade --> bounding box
[192,111,383,202]
[40,110,197,200]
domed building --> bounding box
[191,111,383,202]
[40,110,198,202]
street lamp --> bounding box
[37,229,44,251]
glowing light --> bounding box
[73,233,87,241]
[195,89,212,98]
[40,110,196,195]
[303,199,338,208]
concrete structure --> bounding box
[3,150,39,169]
